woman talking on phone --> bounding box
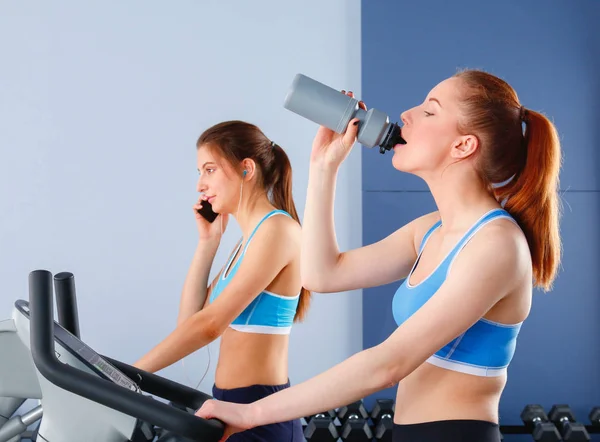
[195,69,562,442]
[133,120,309,441]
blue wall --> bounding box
[361,0,600,437]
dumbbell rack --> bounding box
[303,399,393,441]
[302,401,600,441]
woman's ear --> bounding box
[241,158,257,180]
[450,134,479,160]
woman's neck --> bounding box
[424,166,501,232]
[233,193,277,239]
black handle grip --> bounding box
[53,272,81,338]
[28,269,224,441]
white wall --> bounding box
[0,0,362,394]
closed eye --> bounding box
[424,111,434,117]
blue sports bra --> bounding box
[392,209,523,377]
[209,210,300,335]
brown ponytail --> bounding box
[496,110,562,291]
[270,143,311,321]
[454,70,562,291]
[197,121,311,319]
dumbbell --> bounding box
[548,404,590,441]
[370,399,394,442]
[304,409,337,435]
[304,411,339,442]
[305,409,337,424]
[520,404,562,442]
[337,400,373,441]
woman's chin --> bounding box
[391,155,408,172]
[392,159,420,175]
[212,204,229,215]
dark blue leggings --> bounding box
[212,381,304,441]
[393,419,501,442]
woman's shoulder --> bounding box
[477,213,530,258]
[458,212,532,285]
[254,210,301,245]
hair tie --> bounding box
[519,105,528,122]
[270,141,276,149]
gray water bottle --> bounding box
[283,73,406,154]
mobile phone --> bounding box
[197,199,218,223]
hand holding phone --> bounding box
[193,196,228,241]
[196,198,218,223]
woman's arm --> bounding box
[302,161,438,293]
[197,223,528,432]
[133,216,297,373]
[177,238,221,326]
[178,201,232,325]
[301,115,436,294]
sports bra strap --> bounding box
[242,210,291,255]
[419,220,442,253]
[418,209,512,254]
[448,209,512,256]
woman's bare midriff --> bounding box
[394,361,506,425]
[214,327,290,389]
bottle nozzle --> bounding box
[378,123,406,154]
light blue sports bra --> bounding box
[209,209,300,335]
[392,209,523,377]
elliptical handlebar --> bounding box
[28,269,225,442]
[53,272,81,339]
[103,356,213,411]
